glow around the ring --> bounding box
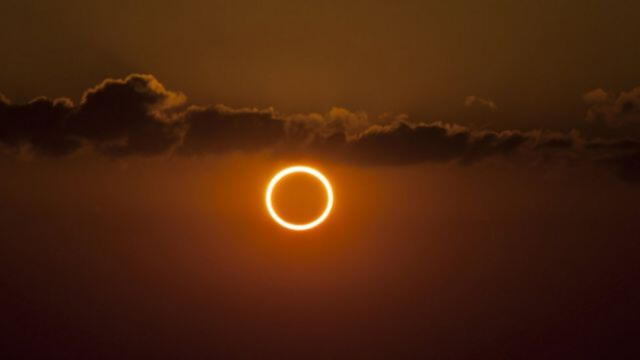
[265,166,334,231]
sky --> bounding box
[2,1,640,358]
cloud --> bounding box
[3,74,640,182]
[464,96,497,112]
[0,96,78,156]
[0,93,10,105]
[581,137,640,182]
[534,130,581,150]
[335,122,528,165]
[0,74,185,157]
[584,86,640,126]
[73,74,186,156]
[178,105,284,155]
[583,88,609,104]
[598,152,640,183]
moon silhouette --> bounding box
[265,165,334,231]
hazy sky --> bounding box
[2,0,640,128]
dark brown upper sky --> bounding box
[2,0,640,129]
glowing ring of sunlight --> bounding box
[266,166,334,231]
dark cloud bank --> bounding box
[2,74,640,181]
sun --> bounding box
[265,165,334,231]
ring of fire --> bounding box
[265,166,334,231]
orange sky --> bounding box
[3,152,640,356]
